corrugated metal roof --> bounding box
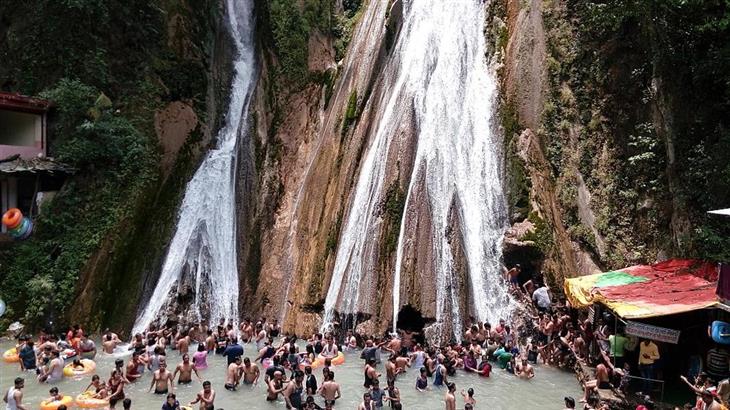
[0,155,75,175]
[0,92,51,114]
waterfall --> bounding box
[133,0,256,334]
[322,0,512,339]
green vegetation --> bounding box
[522,212,554,254]
[2,80,156,325]
[380,180,406,258]
[265,0,361,86]
[342,89,359,135]
[535,0,730,265]
[333,0,363,60]
[0,0,217,329]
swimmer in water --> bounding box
[225,357,243,391]
[266,371,287,401]
[516,358,535,380]
[318,370,341,404]
[241,357,260,385]
[173,354,202,384]
[189,380,215,410]
[460,388,476,407]
[444,382,456,410]
[149,361,174,394]
[102,334,120,354]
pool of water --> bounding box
[0,340,581,409]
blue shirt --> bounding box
[222,344,244,365]
[19,346,36,369]
[161,400,180,410]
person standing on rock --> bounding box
[504,264,522,287]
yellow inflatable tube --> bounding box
[312,352,345,368]
[63,359,96,377]
[75,391,109,408]
[40,395,73,410]
[3,348,19,363]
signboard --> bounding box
[626,320,680,344]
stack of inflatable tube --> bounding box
[2,208,33,240]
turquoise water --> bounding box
[0,340,581,409]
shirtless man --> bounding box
[358,392,375,410]
[385,355,402,384]
[464,326,476,346]
[126,352,143,382]
[504,264,521,287]
[395,354,410,374]
[241,357,260,385]
[205,331,216,353]
[102,334,120,354]
[461,388,476,407]
[516,358,535,379]
[266,371,287,401]
[149,361,175,394]
[444,382,456,410]
[318,371,341,404]
[255,324,267,350]
[402,330,419,351]
[581,363,610,402]
[225,357,243,391]
[173,354,202,384]
[176,331,190,356]
[386,335,402,357]
[189,381,215,410]
[240,320,253,344]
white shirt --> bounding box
[5,387,18,410]
[533,287,551,308]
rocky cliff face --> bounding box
[68,0,236,332]
[493,0,730,289]
[247,0,510,340]
[245,0,398,335]
[7,0,725,335]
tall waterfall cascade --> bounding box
[322,0,512,339]
[133,0,256,334]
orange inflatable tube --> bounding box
[311,352,345,368]
[3,348,19,363]
[2,208,22,229]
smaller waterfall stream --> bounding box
[133,0,256,334]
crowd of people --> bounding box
[6,267,728,409]
[2,311,555,410]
